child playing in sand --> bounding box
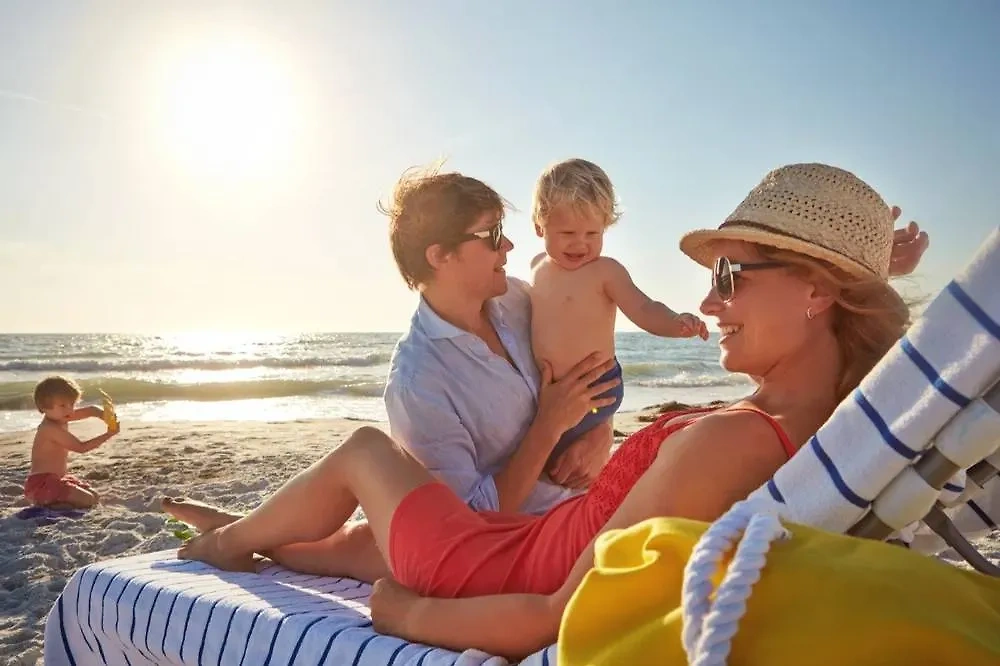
[24,376,120,508]
[530,158,709,463]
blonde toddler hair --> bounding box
[532,158,621,228]
[34,376,82,412]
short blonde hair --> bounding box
[34,376,82,412]
[379,163,510,290]
[532,158,621,228]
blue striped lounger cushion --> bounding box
[43,550,556,665]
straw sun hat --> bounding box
[679,163,894,280]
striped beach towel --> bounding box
[748,226,1000,541]
[43,549,556,665]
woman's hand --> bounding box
[536,354,621,436]
[888,206,930,277]
[370,578,424,641]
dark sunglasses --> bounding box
[713,256,784,303]
[458,221,504,251]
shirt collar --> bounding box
[416,294,508,340]
[487,296,507,328]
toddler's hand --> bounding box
[676,313,709,340]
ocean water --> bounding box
[0,332,752,434]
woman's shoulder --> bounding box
[501,275,532,308]
[691,405,778,431]
[386,348,450,391]
[385,336,453,403]
[671,403,796,460]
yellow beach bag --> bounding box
[558,512,1000,665]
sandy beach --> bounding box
[0,415,388,665]
[2,407,998,665]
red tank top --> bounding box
[450,406,798,595]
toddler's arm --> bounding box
[46,422,118,454]
[70,405,104,422]
[601,258,707,339]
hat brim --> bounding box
[678,226,879,280]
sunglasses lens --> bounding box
[714,257,733,301]
[491,224,503,250]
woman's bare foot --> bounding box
[161,497,243,533]
[370,578,425,640]
[177,527,257,573]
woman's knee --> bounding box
[349,425,391,444]
[343,426,401,456]
[328,426,401,468]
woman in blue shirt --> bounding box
[382,167,622,516]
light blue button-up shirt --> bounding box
[384,276,578,515]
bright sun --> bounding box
[156,40,299,180]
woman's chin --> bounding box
[718,351,747,375]
[491,273,509,296]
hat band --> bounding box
[718,220,871,274]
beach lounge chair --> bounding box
[43,229,1000,665]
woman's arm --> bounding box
[489,354,621,509]
[385,385,505,510]
[371,409,792,658]
[386,379,560,513]
[387,355,620,513]
[372,579,562,660]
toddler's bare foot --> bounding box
[177,527,256,572]
[161,497,242,532]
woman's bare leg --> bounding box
[163,499,391,581]
[173,426,434,572]
[162,498,240,530]
[267,522,391,581]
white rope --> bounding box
[681,500,790,666]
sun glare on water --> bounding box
[154,39,301,181]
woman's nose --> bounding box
[500,235,514,252]
[700,286,722,316]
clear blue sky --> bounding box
[1,1,997,333]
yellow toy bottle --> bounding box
[99,389,118,430]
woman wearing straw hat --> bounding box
[160,163,923,653]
